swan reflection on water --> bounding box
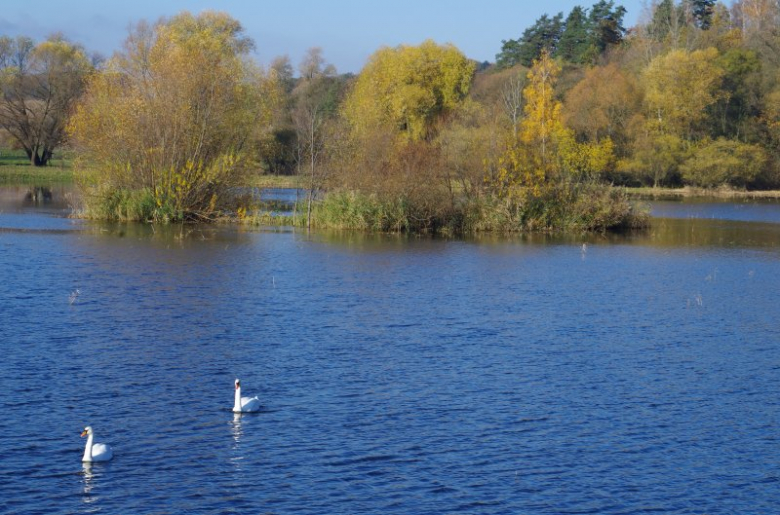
[231,412,244,445]
[230,413,247,473]
[80,463,97,505]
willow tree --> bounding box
[69,11,278,221]
[341,40,474,201]
[0,35,92,166]
[344,40,475,144]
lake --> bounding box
[1,186,778,514]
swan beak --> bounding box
[80,430,88,437]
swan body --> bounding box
[81,426,113,462]
[233,378,260,413]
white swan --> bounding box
[233,378,260,413]
[81,426,113,462]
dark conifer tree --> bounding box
[495,13,564,68]
[557,6,591,63]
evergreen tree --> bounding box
[689,0,716,29]
[649,0,676,41]
[557,6,592,62]
[588,0,627,52]
[496,13,564,68]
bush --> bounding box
[681,138,767,188]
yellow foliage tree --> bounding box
[497,51,572,199]
[344,40,475,143]
[559,136,616,181]
[643,47,724,139]
[69,11,279,220]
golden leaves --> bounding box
[69,12,273,219]
[344,40,476,144]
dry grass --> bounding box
[247,174,302,189]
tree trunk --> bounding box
[28,149,48,167]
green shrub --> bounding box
[79,187,184,222]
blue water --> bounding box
[650,197,780,224]
[0,189,779,514]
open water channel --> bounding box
[0,186,778,514]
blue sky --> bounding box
[0,0,646,73]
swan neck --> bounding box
[83,433,94,461]
[233,386,242,411]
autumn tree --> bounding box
[0,35,92,166]
[615,47,726,187]
[643,47,724,139]
[331,41,475,229]
[69,11,278,221]
[620,129,687,187]
[491,51,634,230]
[501,70,526,138]
[496,51,570,200]
[344,40,474,144]
[292,48,344,228]
[681,138,766,187]
[270,55,295,93]
[563,62,641,152]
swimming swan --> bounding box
[81,426,113,462]
[233,378,260,413]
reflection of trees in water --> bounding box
[647,218,780,249]
[25,186,52,204]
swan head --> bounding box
[80,426,93,437]
[235,379,240,390]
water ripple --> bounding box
[0,214,779,514]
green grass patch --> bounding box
[0,163,74,185]
[0,148,74,184]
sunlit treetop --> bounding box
[344,40,475,143]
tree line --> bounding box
[495,0,780,190]
[1,2,777,230]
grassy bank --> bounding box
[0,166,300,189]
[627,186,780,199]
[0,149,74,184]
[0,147,300,189]
[0,164,74,185]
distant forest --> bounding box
[490,0,780,190]
[1,1,780,230]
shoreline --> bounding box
[626,186,780,199]
[4,168,780,204]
